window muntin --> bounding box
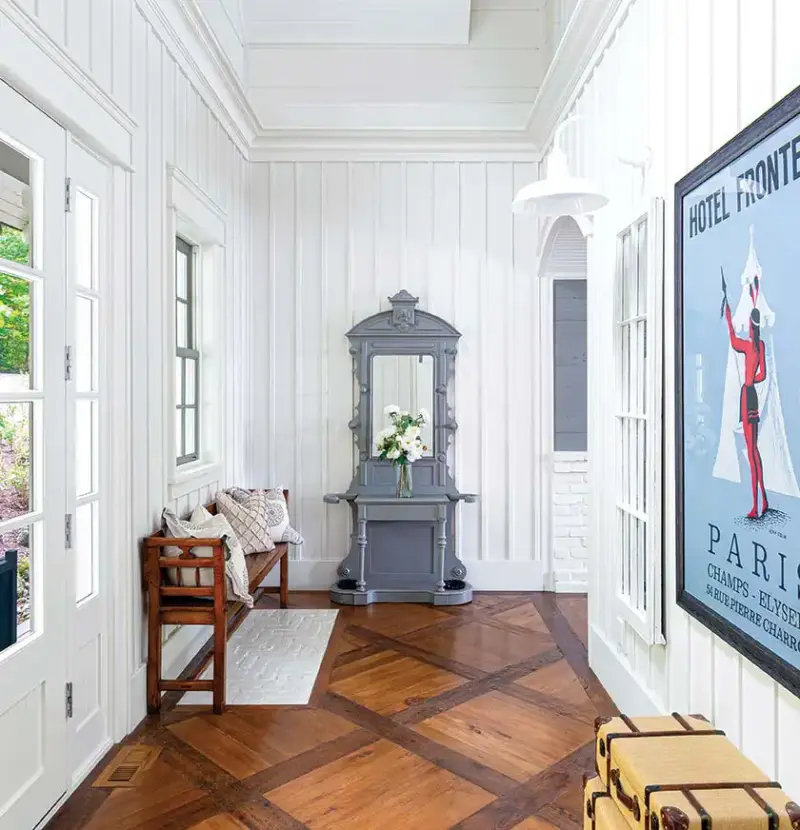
[175,236,199,466]
[613,201,665,646]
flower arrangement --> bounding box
[374,405,430,497]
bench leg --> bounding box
[146,557,162,715]
[280,552,289,609]
[212,543,227,714]
[212,613,226,714]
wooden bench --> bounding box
[143,490,290,714]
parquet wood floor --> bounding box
[48,592,614,830]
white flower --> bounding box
[387,448,401,460]
[384,404,400,416]
[419,408,431,425]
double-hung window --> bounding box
[175,236,199,466]
[614,198,665,645]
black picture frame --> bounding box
[675,84,800,699]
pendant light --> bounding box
[512,117,609,217]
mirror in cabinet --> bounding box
[371,354,434,457]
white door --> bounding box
[65,139,111,787]
[0,83,68,830]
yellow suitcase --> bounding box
[592,714,799,830]
[585,774,631,830]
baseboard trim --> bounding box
[464,560,545,591]
[554,580,588,594]
[129,665,146,732]
[258,558,547,591]
[588,623,664,714]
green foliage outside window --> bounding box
[0,227,30,375]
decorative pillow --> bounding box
[214,490,277,554]
[224,486,251,504]
[260,488,304,545]
[161,505,253,607]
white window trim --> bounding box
[165,166,226,501]
[613,197,665,646]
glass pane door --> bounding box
[0,80,68,830]
[65,139,110,783]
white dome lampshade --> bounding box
[512,133,609,217]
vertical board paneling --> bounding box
[740,667,777,776]
[16,0,275,721]
[253,159,541,571]
[65,0,91,75]
[512,162,536,565]
[298,162,324,560]
[91,0,113,93]
[485,163,512,560]
[146,29,165,518]
[569,0,800,793]
[111,0,132,111]
[773,0,800,99]
[323,162,352,560]
[457,163,486,562]
[271,163,298,500]
[128,6,149,670]
[738,0,775,125]
[713,638,743,746]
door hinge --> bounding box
[65,345,72,381]
[65,177,72,212]
[65,682,73,719]
[65,513,73,549]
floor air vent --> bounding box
[92,745,161,788]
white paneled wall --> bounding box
[3,0,253,707]
[10,0,128,109]
[128,3,251,666]
[251,160,544,585]
[558,0,800,797]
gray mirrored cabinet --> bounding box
[324,290,476,606]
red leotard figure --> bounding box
[724,287,768,518]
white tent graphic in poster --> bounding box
[679,99,800,692]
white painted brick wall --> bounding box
[552,453,588,592]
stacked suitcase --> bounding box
[583,714,800,830]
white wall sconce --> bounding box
[512,116,609,222]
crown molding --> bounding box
[136,0,260,155]
[526,0,630,150]
[250,129,541,162]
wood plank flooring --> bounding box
[48,592,614,830]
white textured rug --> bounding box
[179,609,338,706]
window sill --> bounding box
[168,461,222,501]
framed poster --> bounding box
[676,86,800,697]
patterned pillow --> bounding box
[261,488,304,545]
[224,486,251,504]
[161,504,253,607]
[215,490,277,554]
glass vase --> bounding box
[395,463,413,498]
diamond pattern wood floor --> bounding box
[48,592,615,830]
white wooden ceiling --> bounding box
[237,0,546,132]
